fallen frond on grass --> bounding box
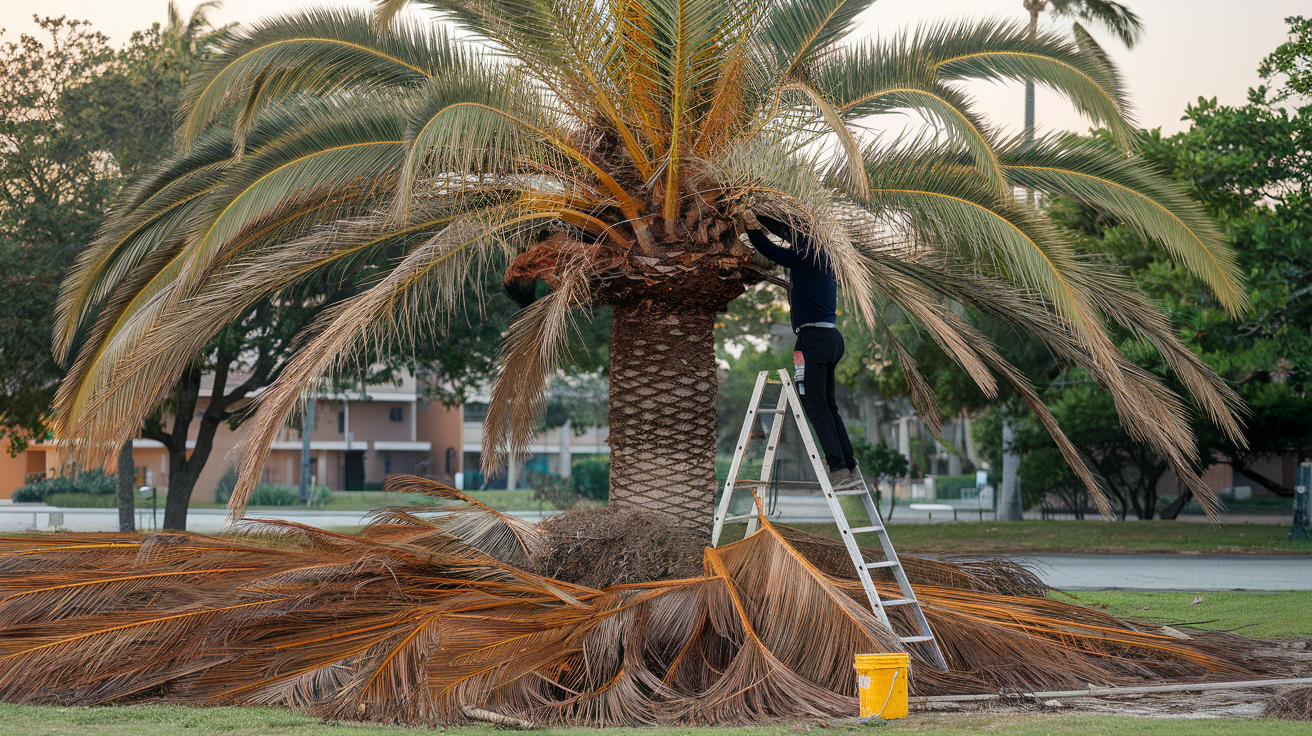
[1267,687,1312,720]
[0,477,1282,726]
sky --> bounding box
[1,0,1304,135]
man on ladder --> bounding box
[740,209,860,490]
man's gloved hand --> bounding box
[728,198,762,237]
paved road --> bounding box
[1021,553,1312,591]
[6,504,1307,591]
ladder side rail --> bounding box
[712,371,771,547]
[744,383,790,538]
[777,371,894,628]
[856,468,951,670]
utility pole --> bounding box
[299,397,315,504]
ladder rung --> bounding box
[900,635,935,643]
[722,514,755,523]
[756,409,785,414]
[864,560,898,570]
[880,598,916,607]
[848,525,884,535]
[833,488,867,496]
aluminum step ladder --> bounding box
[711,369,949,670]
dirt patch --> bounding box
[528,506,706,588]
[1267,686,1312,720]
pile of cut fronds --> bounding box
[0,478,1271,726]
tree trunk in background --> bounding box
[115,441,135,533]
[1024,5,1041,146]
[608,302,719,533]
[999,418,1024,520]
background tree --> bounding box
[0,17,116,455]
[1020,0,1143,142]
[55,0,1248,537]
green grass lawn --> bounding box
[0,704,1303,735]
[763,520,1312,555]
[1066,589,1312,639]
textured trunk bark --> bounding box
[116,441,136,533]
[607,301,718,533]
[999,417,1024,521]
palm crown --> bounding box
[55,0,1247,527]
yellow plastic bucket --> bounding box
[854,653,909,719]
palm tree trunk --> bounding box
[607,301,719,534]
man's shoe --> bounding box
[826,468,861,490]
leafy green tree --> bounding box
[1260,15,1312,99]
[1020,1,1143,142]
[0,17,117,454]
[55,0,1247,533]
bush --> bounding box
[572,459,609,502]
[215,473,330,508]
[13,471,116,504]
[530,472,580,510]
[249,484,299,507]
[46,493,118,508]
[213,465,239,503]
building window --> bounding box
[389,407,403,422]
[337,409,345,433]
[445,447,456,474]
[463,402,488,422]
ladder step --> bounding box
[833,488,867,496]
[863,560,899,570]
[900,635,935,643]
[848,525,884,535]
[756,409,785,414]
[722,514,755,523]
[881,598,916,607]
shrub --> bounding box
[46,493,118,508]
[572,459,609,502]
[529,472,580,510]
[213,465,239,503]
[249,484,299,507]
[215,475,330,508]
[13,471,116,504]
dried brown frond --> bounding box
[481,251,593,475]
[375,475,544,566]
[1267,687,1312,720]
[0,501,1274,726]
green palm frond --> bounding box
[814,41,1005,195]
[1051,0,1144,49]
[999,134,1248,314]
[227,206,541,517]
[176,98,407,286]
[856,142,1095,335]
[180,8,465,150]
[757,0,876,79]
[917,18,1135,145]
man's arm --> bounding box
[745,229,797,268]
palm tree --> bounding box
[55,0,1247,532]
[1021,0,1144,142]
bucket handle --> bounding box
[875,669,900,718]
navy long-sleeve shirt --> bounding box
[745,215,837,333]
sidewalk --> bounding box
[0,505,551,533]
[1022,553,1312,591]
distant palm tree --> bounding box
[55,0,1244,529]
[1022,0,1144,142]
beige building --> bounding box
[0,371,465,503]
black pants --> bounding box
[794,327,855,472]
